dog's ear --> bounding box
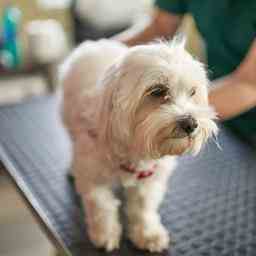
[99,58,140,153]
[98,61,126,144]
[99,61,123,110]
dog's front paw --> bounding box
[129,222,170,252]
[88,220,122,251]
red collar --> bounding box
[120,163,157,180]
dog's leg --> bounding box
[80,186,122,251]
[71,138,122,251]
[124,165,172,252]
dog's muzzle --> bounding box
[177,115,198,135]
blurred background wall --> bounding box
[0,0,73,67]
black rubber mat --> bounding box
[0,95,256,256]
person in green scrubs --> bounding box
[114,0,256,143]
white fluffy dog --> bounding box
[60,39,217,252]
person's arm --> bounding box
[112,8,183,46]
[209,39,256,121]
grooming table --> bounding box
[0,95,256,256]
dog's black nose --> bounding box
[178,116,198,135]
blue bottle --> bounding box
[0,6,22,69]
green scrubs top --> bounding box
[155,0,256,141]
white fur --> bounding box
[60,39,217,252]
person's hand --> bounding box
[112,8,183,46]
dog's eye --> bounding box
[190,88,196,97]
[150,86,168,97]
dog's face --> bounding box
[104,41,218,159]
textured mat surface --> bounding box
[0,96,256,256]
